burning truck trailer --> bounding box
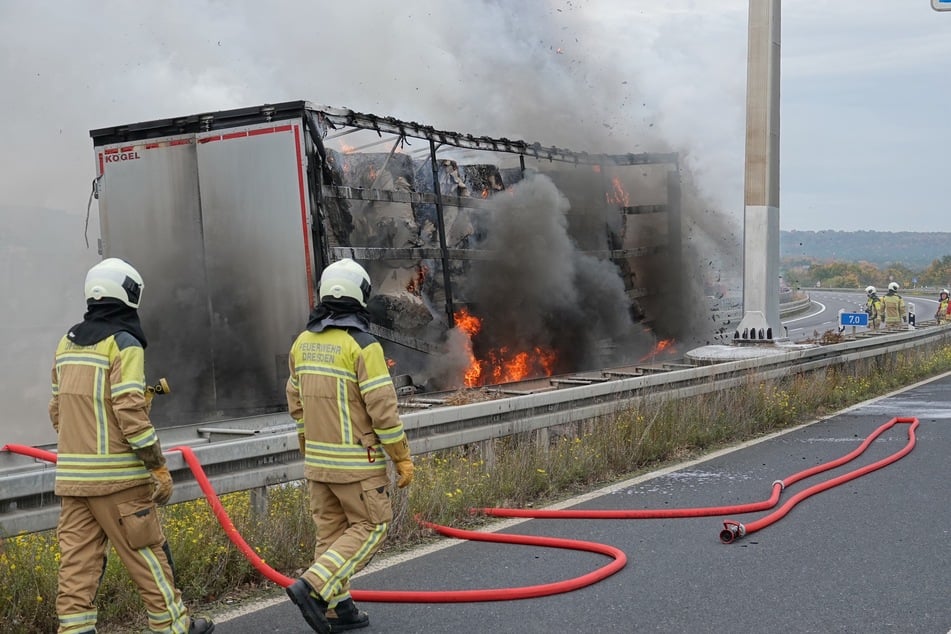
[89,101,685,430]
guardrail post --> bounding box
[481,439,496,470]
[536,427,550,456]
[250,486,268,518]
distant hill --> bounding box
[781,230,951,269]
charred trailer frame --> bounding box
[89,101,680,427]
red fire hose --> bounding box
[0,443,626,602]
[170,445,627,602]
[1,416,918,601]
[479,417,918,532]
[718,416,918,543]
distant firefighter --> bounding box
[881,282,907,330]
[865,285,883,330]
[936,289,951,324]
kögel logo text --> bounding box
[105,151,141,163]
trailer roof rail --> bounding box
[90,100,679,168]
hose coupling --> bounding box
[146,377,171,396]
[772,480,785,491]
[719,520,746,544]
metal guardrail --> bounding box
[712,294,811,334]
[3,324,949,536]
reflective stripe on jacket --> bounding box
[881,293,906,325]
[286,326,406,483]
[49,331,155,496]
[937,299,950,320]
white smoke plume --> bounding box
[0,1,746,443]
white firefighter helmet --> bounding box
[942,289,950,297]
[888,282,899,292]
[319,258,371,307]
[84,258,144,308]
[865,285,876,296]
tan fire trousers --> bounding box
[302,475,392,606]
[56,484,190,634]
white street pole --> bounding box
[735,0,783,342]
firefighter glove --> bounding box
[394,459,414,488]
[298,433,306,456]
[134,441,166,471]
[381,436,413,487]
[150,465,173,505]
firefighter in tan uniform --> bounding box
[49,258,214,634]
[285,258,414,634]
[880,282,908,330]
[935,289,950,324]
[865,286,883,330]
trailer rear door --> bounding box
[94,118,315,425]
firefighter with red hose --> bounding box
[49,258,214,634]
[285,258,414,634]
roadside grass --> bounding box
[3,344,950,633]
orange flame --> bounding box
[606,176,630,207]
[453,308,557,387]
[454,308,483,386]
[454,307,482,337]
[486,346,557,384]
[639,338,676,362]
[407,264,430,295]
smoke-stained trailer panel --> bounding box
[194,121,316,416]
[92,134,215,427]
[91,106,317,426]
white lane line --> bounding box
[784,299,826,324]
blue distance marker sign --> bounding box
[934,0,951,11]
[840,312,869,327]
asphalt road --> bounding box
[213,373,951,634]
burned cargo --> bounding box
[89,101,682,428]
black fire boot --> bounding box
[286,578,330,633]
[188,616,215,633]
[326,598,370,631]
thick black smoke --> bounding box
[422,158,743,389]
[464,172,648,370]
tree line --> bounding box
[781,255,951,291]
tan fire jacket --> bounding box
[286,326,408,484]
[49,332,158,496]
[881,293,907,326]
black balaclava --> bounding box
[305,297,370,333]
[68,298,148,348]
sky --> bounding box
[0,0,949,233]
